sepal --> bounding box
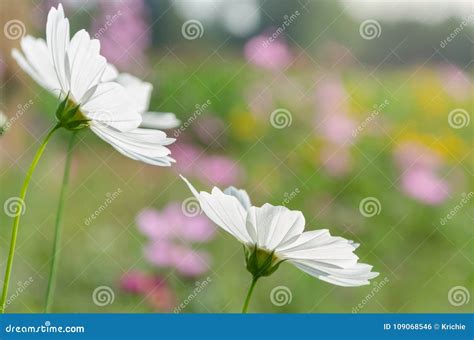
[54,94,90,131]
[244,244,284,278]
[55,93,70,121]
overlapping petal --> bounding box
[115,73,180,129]
[12,36,60,94]
[67,29,107,102]
[140,112,181,130]
[223,186,252,210]
[81,82,141,131]
[46,4,70,92]
[116,73,152,114]
[90,122,175,166]
[276,229,378,286]
[181,176,253,244]
[291,261,377,287]
[246,204,305,251]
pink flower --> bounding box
[196,155,242,186]
[319,114,356,146]
[92,0,151,70]
[394,142,442,170]
[438,65,471,101]
[171,247,211,277]
[315,76,347,114]
[315,76,355,145]
[171,143,202,175]
[137,209,174,240]
[144,243,211,278]
[400,167,450,205]
[120,271,175,310]
[137,203,215,277]
[138,203,215,242]
[244,34,292,71]
[394,142,451,205]
[314,76,356,176]
[171,143,243,186]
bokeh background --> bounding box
[0,0,472,313]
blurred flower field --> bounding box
[0,0,472,314]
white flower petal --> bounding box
[67,29,106,102]
[102,63,118,82]
[12,36,60,93]
[277,230,379,286]
[246,204,305,251]
[90,122,175,166]
[180,176,253,244]
[290,260,379,287]
[116,73,152,113]
[223,186,252,210]
[81,82,141,131]
[277,230,360,264]
[140,112,181,129]
[46,4,70,92]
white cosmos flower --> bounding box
[11,4,175,166]
[181,176,379,287]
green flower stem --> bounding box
[242,276,259,313]
[44,132,76,312]
[1,124,60,313]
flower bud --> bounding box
[244,244,284,278]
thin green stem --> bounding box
[242,276,259,313]
[44,132,76,313]
[1,124,60,313]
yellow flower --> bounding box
[230,110,259,140]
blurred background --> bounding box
[0,0,472,313]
